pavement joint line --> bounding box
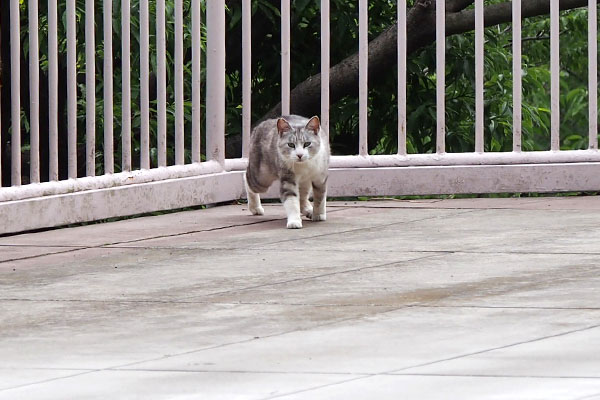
[108,207,348,247]
[66,304,417,386]
[106,368,371,377]
[0,213,312,265]
[0,247,89,265]
[445,250,600,256]
[260,375,369,400]
[92,246,600,257]
[258,322,600,400]
[574,391,600,400]
[407,305,600,311]
[2,299,600,312]
[0,244,83,248]
[0,370,104,393]
[0,208,471,256]
[0,298,405,308]
[182,253,446,301]
[0,206,353,257]
[0,304,416,393]
[387,323,600,375]
[253,209,476,247]
[383,372,600,380]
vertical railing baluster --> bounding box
[67,0,78,179]
[29,0,40,183]
[206,0,226,164]
[122,0,132,171]
[436,0,445,154]
[242,0,252,158]
[550,0,560,151]
[475,0,484,153]
[281,0,291,116]
[49,0,59,181]
[104,0,114,173]
[157,0,168,167]
[512,0,522,152]
[175,0,185,165]
[10,0,21,186]
[321,0,330,139]
[192,0,202,163]
[140,0,150,169]
[397,0,407,155]
[86,0,96,177]
[358,0,368,156]
[0,75,1,184]
[589,0,598,150]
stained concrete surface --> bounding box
[1,197,600,399]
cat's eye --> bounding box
[303,142,311,148]
[287,143,295,148]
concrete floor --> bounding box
[1,197,600,399]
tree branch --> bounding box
[258,0,591,125]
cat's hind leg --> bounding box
[312,179,327,222]
[299,181,313,219]
[244,173,265,216]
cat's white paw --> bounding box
[302,204,314,219]
[249,205,265,216]
[312,213,326,222]
[286,218,303,229]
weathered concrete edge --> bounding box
[2,163,600,235]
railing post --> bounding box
[398,0,407,156]
[140,0,150,169]
[192,0,202,163]
[281,0,291,116]
[436,0,445,154]
[358,0,368,156]
[122,0,132,172]
[157,0,167,167]
[512,0,522,152]
[550,0,560,151]
[67,0,78,178]
[85,0,96,177]
[103,0,114,174]
[10,0,21,186]
[174,0,185,165]
[321,0,330,140]
[589,0,598,150]
[242,0,252,158]
[474,0,484,153]
[206,0,226,164]
[29,0,40,183]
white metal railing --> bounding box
[1,0,599,235]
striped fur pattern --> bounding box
[245,115,330,229]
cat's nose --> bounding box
[297,154,303,160]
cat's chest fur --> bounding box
[282,147,328,182]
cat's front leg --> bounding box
[312,179,327,222]
[280,176,302,229]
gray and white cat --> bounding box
[245,115,330,229]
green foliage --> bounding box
[367,7,596,154]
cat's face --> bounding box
[277,117,322,164]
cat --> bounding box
[245,115,330,229]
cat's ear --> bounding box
[277,118,292,136]
[305,116,320,134]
